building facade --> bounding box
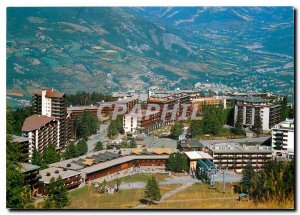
[96,96,139,118]
[13,135,30,163]
[22,114,60,162]
[272,118,294,151]
[20,163,40,190]
[123,110,161,134]
[191,96,224,113]
[208,143,273,172]
[147,93,191,123]
[32,88,68,147]
[234,97,281,131]
[38,167,82,194]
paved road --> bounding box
[86,123,109,153]
[200,137,270,145]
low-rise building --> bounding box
[208,143,273,172]
[178,139,210,152]
[271,118,294,151]
[20,163,40,189]
[47,148,175,184]
[39,167,82,194]
[22,114,60,162]
[184,151,213,170]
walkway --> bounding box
[134,178,196,209]
[86,123,109,153]
[159,181,195,202]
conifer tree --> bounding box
[42,144,60,167]
[241,162,255,193]
[44,177,69,208]
[144,176,161,204]
[94,141,104,151]
[170,122,184,139]
[6,107,30,208]
[235,110,243,129]
[77,139,88,156]
[64,142,79,159]
[31,147,42,166]
[253,108,263,134]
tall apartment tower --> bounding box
[32,88,68,148]
[233,97,281,131]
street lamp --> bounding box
[219,167,228,194]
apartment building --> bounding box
[22,114,60,162]
[234,97,281,131]
[96,95,139,117]
[148,87,199,100]
[208,143,273,172]
[272,118,294,151]
[13,135,30,163]
[123,110,161,134]
[191,96,224,113]
[32,88,68,147]
[147,93,191,123]
[20,163,40,189]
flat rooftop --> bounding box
[210,143,272,154]
[179,139,204,148]
[49,148,176,174]
[273,118,294,130]
[235,96,271,103]
[20,163,40,173]
[136,137,177,149]
[184,151,213,160]
[67,105,98,112]
[12,135,29,143]
[39,167,81,184]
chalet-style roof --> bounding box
[34,88,65,98]
[22,114,56,132]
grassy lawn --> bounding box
[66,183,181,209]
[147,183,294,209]
[106,173,170,186]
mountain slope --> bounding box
[7,7,294,100]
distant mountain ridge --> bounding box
[7,7,294,99]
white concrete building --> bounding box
[234,97,281,131]
[22,114,60,163]
[272,118,294,151]
[123,110,161,134]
